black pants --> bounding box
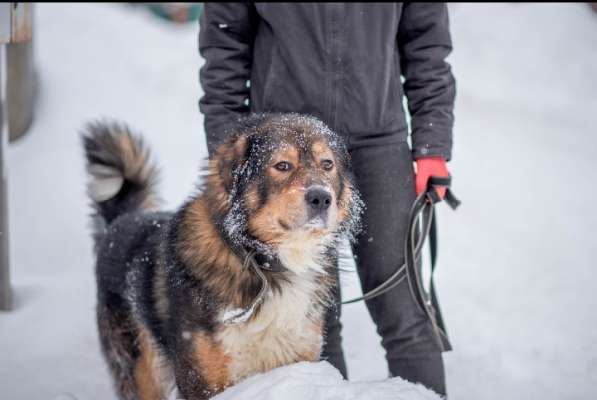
[321,141,448,396]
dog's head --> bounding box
[204,113,362,262]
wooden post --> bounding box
[0,42,10,311]
[0,3,32,311]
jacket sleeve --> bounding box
[398,3,456,161]
[199,3,257,155]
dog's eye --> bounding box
[274,161,292,172]
[321,159,334,171]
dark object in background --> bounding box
[144,3,202,23]
[590,3,597,14]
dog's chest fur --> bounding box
[217,236,330,384]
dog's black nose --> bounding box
[305,187,332,212]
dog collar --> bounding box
[248,250,287,273]
[232,243,287,274]
[221,249,286,325]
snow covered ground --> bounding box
[212,362,440,400]
[1,3,596,399]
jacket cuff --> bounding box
[411,125,452,161]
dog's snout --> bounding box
[305,187,332,212]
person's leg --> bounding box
[320,257,348,379]
[349,141,447,396]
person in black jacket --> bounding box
[198,3,455,396]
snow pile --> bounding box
[213,362,441,400]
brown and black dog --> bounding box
[82,113,362,400]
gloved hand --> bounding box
[415,157,449,199]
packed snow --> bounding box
[1,3,596,400]
[212,362,440,400]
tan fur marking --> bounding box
[178,198,246,306]
[111,129,159,211]
[249,146,311,243]
[311,141,334,162]
[336,184,353,225]
[182,199,242,271]
[134,330,163,400]
[194,333,231,392]
[249,182,305,245]
[311,141,344,200]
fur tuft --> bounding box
[82,121,160,245]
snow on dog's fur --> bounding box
[82,113,362,400]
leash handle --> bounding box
[403,175,458,350]
[427,175,460,210]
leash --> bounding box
[342,176,460,350]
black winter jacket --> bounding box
[199,3,456,160]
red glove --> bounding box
[415,157,449,199]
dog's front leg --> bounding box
[173,331,231,400]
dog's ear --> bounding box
[208,134,249,197]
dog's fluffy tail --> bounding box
[82,121,159,243]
